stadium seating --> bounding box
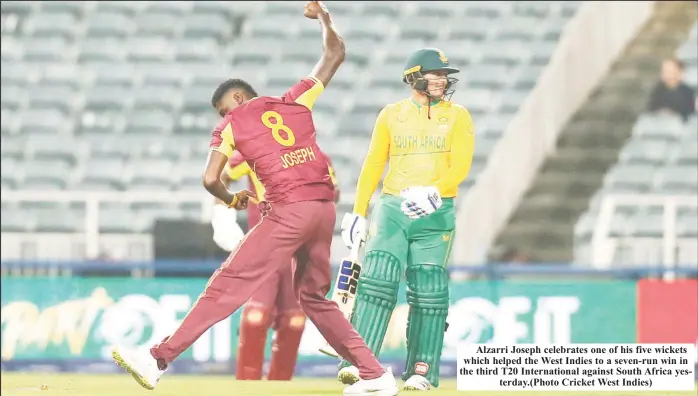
[1,1,582,235]
[573,22,698,266]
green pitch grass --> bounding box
[1,373,695,396]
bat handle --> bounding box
[348,239,363,261]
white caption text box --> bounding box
[457,343,695,392]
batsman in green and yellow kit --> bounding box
[338,48,475,391]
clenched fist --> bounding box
[304,1,329,19]
[229,189,256,211]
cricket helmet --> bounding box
[403,48,459,100]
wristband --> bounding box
[227,194,238,208]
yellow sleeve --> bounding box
[225,161,252,181]
[210,122,236,158]
[353,107,390,217]
[435,108,475,195]
[294,77,325,110]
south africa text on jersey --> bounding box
[393,135,447,151]
[281,146,317,169]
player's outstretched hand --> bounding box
[231,190,257,210]
[304,1,328,19]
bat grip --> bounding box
[348,239,363,261]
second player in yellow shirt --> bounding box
[339,47,475,391]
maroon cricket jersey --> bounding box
[210,77,335,204]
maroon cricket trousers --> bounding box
[150,200,385,379]
[246,199,300,315]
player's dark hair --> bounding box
[211,79,258,107]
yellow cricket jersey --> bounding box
[225,160,267,201]
[353,98,475,217]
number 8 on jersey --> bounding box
[263,111,296,147]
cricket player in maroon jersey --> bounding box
[220,151,340,381]
[111,2,397,395]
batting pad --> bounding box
[404,264,449,387]
[338,250,402,370]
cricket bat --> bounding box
[318,238,364,358]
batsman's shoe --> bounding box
[403,374,432,391]
[338,365,360,385]
[343,367,399,396]
[111,346,165,390]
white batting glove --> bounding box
[400,186,442,219]
[211,204,245,252]
[341,212,367,249]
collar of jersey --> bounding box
[410,97,443,109]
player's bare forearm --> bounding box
[205,178,237,206]
[204,151,237,206]
[213,172,234,206]
[220,168,235,186]
[308,2,345,87]
[211,188,238,210]
[318,12,344,60]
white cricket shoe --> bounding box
[343,367,399,396]
[403,374,431,391]
[338,365,361,385]
[111,346,166,390]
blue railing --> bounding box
[2,260,697,279]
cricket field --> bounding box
[1,373,696,396]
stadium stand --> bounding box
[490,2,697,267]
[573,22,698,266]
[1,1,582,257]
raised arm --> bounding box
[353,107,390,217]
[304,1,345,87]
[434,108,475,195]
